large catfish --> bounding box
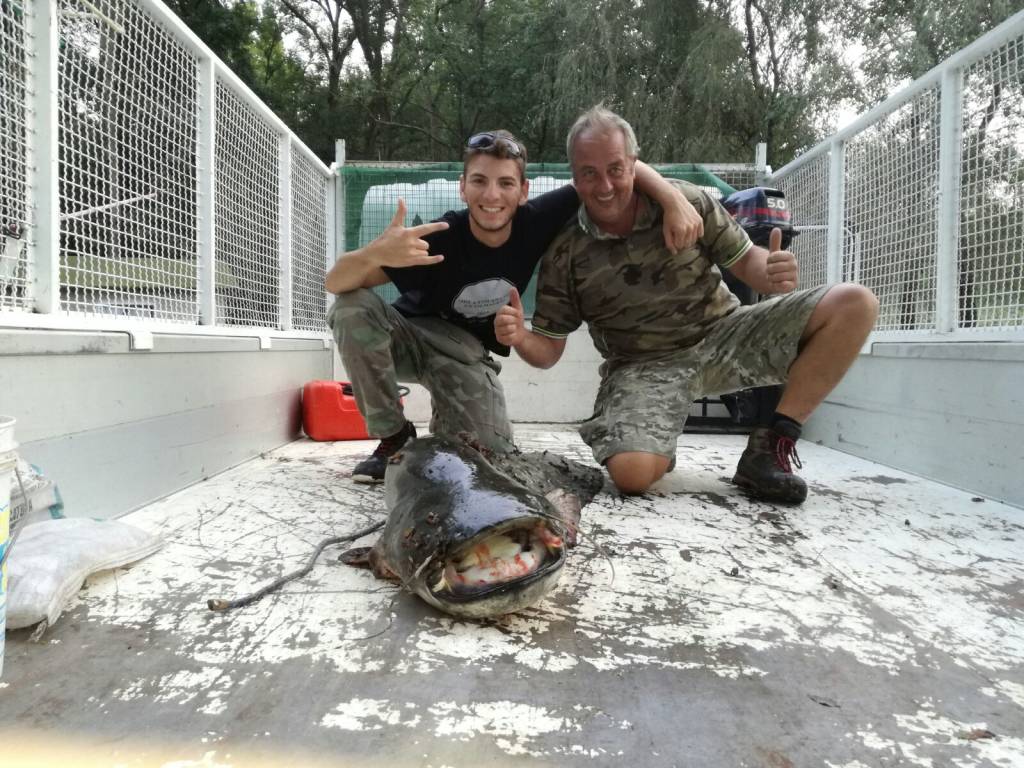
[341,434,604,618]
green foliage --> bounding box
[165,0,261,82]
[164,0,1023,167]
[845,0,1024,103]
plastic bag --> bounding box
[6,518,163,631]
[10,459,63,528]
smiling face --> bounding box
[459,154,529,247]
[571,128,637,236]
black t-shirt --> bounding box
[382,185,580,356]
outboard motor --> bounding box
[722,186,799,249]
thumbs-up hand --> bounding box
[494,286,527,347]
[367,198,449,269]
[764,227,798,294]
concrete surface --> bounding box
[2,426,1022,767]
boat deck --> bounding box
[3,425,1023,767]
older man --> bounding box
[326,129,702,483]
[496,106,879,503]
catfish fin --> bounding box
[340,544,402,582]
[339,545,375,568]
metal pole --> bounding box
[335,139,347,265]
[754,143,768,186]
[26,0,60,314]
[935,66,963,333]
[279,135,293,331]
[329,140,346,379]
[196,56,217,325]
[325,162,338,326]
[826,139,845,284]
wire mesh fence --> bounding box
[7,2,1020,343]
[846,89,942,332]
[214,80,280,328]
[772,152,830,290]
[290,152,330,331]
[698,165,761,193]
[58,0,200,320]
[5,0,333,333]
[772,12,1024,339]
[959,35,1024,330]
[1,2,33,311]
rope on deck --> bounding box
[206,520,385,612]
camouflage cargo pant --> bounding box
[581,285,832,464]
[327,288,514,452]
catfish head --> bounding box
[342,434,600,619]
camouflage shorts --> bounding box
[580,285,832,464]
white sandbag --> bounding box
[6,518,163,630]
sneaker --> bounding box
[732,423,807,504]
[352,421,417,484]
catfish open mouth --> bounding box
[431,520,565,600]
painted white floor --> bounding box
[3,425,1023,767]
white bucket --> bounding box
[0,416,17,678]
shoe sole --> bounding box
[732,473,807,504]
[352,474,384,485]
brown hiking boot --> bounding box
[732,423,807,504]
[352,421,417,484]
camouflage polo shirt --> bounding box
[531,180,753,361]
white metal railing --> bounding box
[0,0,333,342]
[771,10,1024,343]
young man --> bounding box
[496,107,879,503]
[326,130,702,483]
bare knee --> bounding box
[606,452,672,495]
[830,283,879,326]
[805,284,878,344]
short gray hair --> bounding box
[566,104,640,167]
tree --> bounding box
[737,0,858,165]
[848,0,1024,104]
[388,0,569,160]
[165,0,262,85]
[536,0,853,165]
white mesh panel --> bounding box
[701,165,759,191]
[214,80,279,328]
[845,89,941,331]
[58,0,199,321]
[1,4,32,311]
[959,36,1024,330]
[775,153,829,290]
[290,154,328,331]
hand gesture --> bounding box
[765,227,798,294]
[368,199,448,269]
[494,286,527,347]
[662,193,703,253]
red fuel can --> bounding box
[302,381,372,441]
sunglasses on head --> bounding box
[466,132,523,158]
